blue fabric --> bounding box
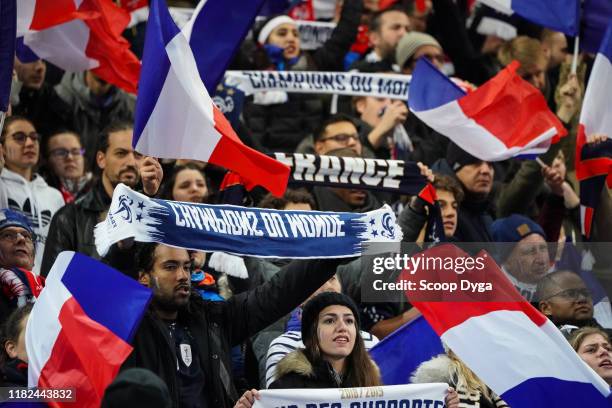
[0,208,35,237]
[61,252,152,343]
[370,316,444,385]
[490,214,546,243]
[598,22,612,62]
[582,0,612,54]
[15,37,39,63]
[501,377,612,407]
[0,0,16,112]
[408,58,465,112]
[511,0,580,36]
[285,307,302,332]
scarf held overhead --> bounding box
[95,184,403,258]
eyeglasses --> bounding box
[49,148,85,159]
[319,134,360,144]
[8,131,40,145]
[544,288,592,301]
[0,230,33,243]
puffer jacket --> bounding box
[40,181,110,277]
[0,169,64,274]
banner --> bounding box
[95,184,403,258]
[253,384,448,407]
[273,153,428,195]
[225,70,411,99]
[298,20,335,50]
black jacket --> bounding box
[454,192,494,243]
[269,349,354,389]
[121,258,341,408]
[41,182,111,277]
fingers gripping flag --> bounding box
[133,0,290,197]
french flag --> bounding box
[26,252,152,408]
[133,0,290,197]
[410,244,612,407]
[409,58,567,162]
[576,22,612,239]
[16,0,141,93]
[478,0,580,36]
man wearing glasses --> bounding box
[0,208,44,324]
[0,116,65,274]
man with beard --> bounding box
[40,121,163,276]
[119,242,342,408]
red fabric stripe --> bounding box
[210,107,290,197]
[404,244,547,336]
[417,183,437,205]
[584,207,594,239]
[576,124,612,180]
[37,297,133,408]
[30,0,98,31]
[458,61,566,149]
[80,0,141,93]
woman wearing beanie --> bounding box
[234,292,459,407]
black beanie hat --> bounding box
[446,142,482,172]
[101,368,172,408]
[301,292,361,342]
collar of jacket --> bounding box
[74,180,111,212]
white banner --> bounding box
[253,383,448,408]
[225,71,411,99]
[297,21,336,50]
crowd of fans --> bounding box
[0,0,611,407]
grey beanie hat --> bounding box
[395,32,442,69]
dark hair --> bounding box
[534,269,583,303]
[258,188,316,210]
[314,113,359,142]
[368,6,409,33]
[1,304,33,365]
[302,302,381,387]
[157,163,209,202]
[0,115,35,143]
[135,242,161,276]
[433,174,464,204]
[96,121,134,156]
[43,129,82,157]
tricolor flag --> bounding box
[0,0,16,116]
[16,0,141,93]
[410,244,612,407]
[133,0,290,197]
[576,22,612,239]
[409,58,567,162]
[16,0,94,36]
[478,0,580,36]
[26,252,152,408]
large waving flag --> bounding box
[183,0,266,94]
[16,0,141,93]
[16,0,94,36]
[409,244,612,407]
[576,22,612,239]
[478,0,580,36]
[26,252,152,408]
[1,0,16,117]
[370,316,444,385]
[409,58,567,162]
[582,0,612,53]
[134,0,290,196]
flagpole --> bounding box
[0,111,5,135]
[571,35,580,75]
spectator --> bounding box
[541,29,568,71]
[0,209,43,323]
[0,116,64,272]
[569,327,612,386]
[242,0,362,153]
[11,58,68,137]
[41,121,163,277]
[264,274,379,388]
[101,368,172,408]
[491,214,551,302]
[54,71,135,166]
[313,114,363,156]
[158,163,209,203]
[396,31,444,75]
[41,130,93,203]
[117,241,342,407]
[0,304,33,387]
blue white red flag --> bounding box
[409,58,566,162]
[133,0,289,196]
[26,252,152,408]
[576,22,612,239]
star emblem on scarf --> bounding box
[138,201,145,210]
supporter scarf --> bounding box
[225,70,410,99]
[95,184,403,258]
[273,153,428,195]
[252,383,447,408]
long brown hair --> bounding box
[302,310,381,387]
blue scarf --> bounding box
[264,44,299,71]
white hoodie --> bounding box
[0,169,64,274]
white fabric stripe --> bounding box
[23,19,99,71]
[441,311,611,396]
[579,53,612,140]
[594,299,612,329]
[180,0,208,39]
[26,252,75,387]
[412,100,557,161]
[478,0,513,15]
[16,0,36,36]
[136,32,221,160]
